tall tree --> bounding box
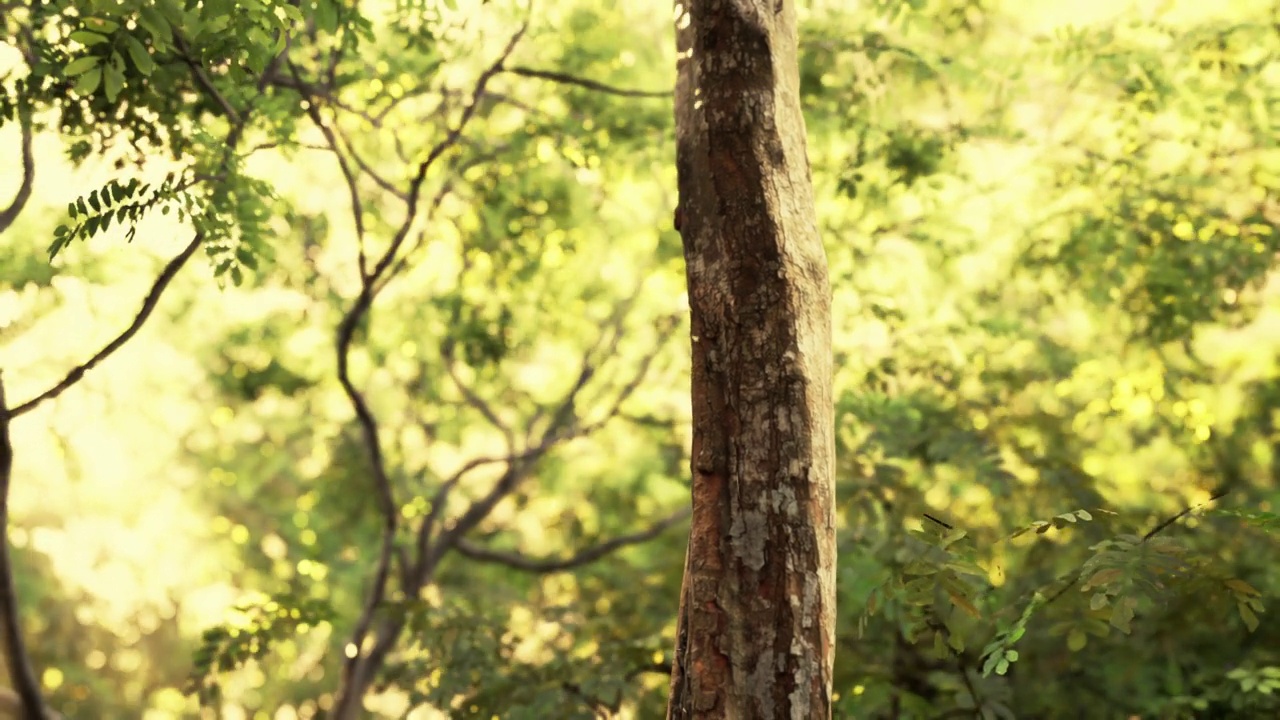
[666,1,835,718]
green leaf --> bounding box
[1067,628,1087,651]
[1225,578,1261,597]
[84,17,121,33]
[155,0,184,25]
[65,56,101,77]
[1239,602,1260,632]
[70,31,110,46]
[74,66,103,96]
[123,35,157,76]
[137,7,170,43]
[313,0,338,34]
[104,61,126,102]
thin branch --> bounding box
[0,375,49,719]
[440,337,515,448]
[333,125,410,202]
[415,306,660,583]
[288,59,370,280]
[412,445,549,583]
[10,233,205,417]
[173,35,241,125]
[455,508,690,573]
[1142,487,1230,541]
[507,66,671,98]
[379,24,527,281]
[1041,487,1232,609]
[0,104,34,235]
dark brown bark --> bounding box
[666,1,835,719]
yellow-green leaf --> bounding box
[123,35,156,76]
[1225,578,1261,597]
[1067,628,1088,651]
[1238,602,1260,632]
[74,66,102,96]
[70,31,110,46]
[84,17,120,33]
[65,56,101,76]
[104,63,125,102]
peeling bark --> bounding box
[667,1,835,718]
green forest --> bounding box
[2,0,1279,717]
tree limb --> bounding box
[10,233,205,418]
[0,104,34,235]
[507,66,671,98]
[455,508,690,573]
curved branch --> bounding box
[10,233,204,417]
[507,66,671,99]
[455,508,691,573]
[0,105,35,235]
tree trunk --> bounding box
[666,1,836,719]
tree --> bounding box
[666,1,835,717]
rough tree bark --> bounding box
[666,1,835,719]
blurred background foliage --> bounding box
[1,0,1279,717]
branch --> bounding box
[378,24,527,281]
[440,334,515,449]
[10,233,204,417]
[1041,487,1231,609]
[330,24,529,717]
[0,104,34,235]
[173,35,242,125]
[287,59,370,280]
[0,375,50,719]
[507,66,671,98]
[454,508,690,573]
[1142,487,1229,541]
[414,298,664,583]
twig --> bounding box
[441,337,516,448]
[287,59,370,280]
[1142,487,1229,541]
[173,35,242,125]
[333,125,410,202]
[455,508,690,573]
[0,375,49,719]
[507,66,671,98]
